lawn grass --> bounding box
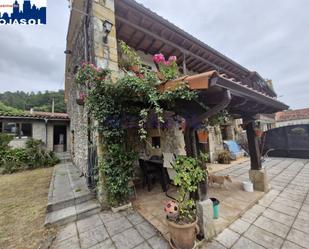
[0,167,57,249]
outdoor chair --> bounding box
[138,157,166,192]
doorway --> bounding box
[53,125,67,152]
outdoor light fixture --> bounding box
[103,20,113,44]
[64,50,72,55]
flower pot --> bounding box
[167,218,198,249]
[255,129,263,137]
[111,202,132,213]
[197,130,208,143]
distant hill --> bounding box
[0,90,66,113]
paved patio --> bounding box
[51,158,309,249]
[51,209,169,249]
[202,157,309,249]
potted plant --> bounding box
[197,129,208,143]
[255,128,263,138]
[119,40,141,73]
[166,156,205,249]
[153,53,179,81]
[217,150,231,164]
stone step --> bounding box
[44,199,101,227]
[46,191,96,213]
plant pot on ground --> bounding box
[255,129,263,138]
[217,150,231,164]
[164,156,206,249]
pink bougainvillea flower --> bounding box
[153,53,165,64]
[168,56,177,62]
[163,60,170,66]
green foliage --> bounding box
[101,144,137,206]
[0,138,59,174]
[158,60,179,81]
[0,133,13,152]
[76,60,196,207]
[118,40,141,69]
[172,156,206,223]
[0,101,24,115]
[207,110,230,126]
[0,90,66,113]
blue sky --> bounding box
[0,0,308,109]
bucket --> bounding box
[210,198,220,219]
[243,181,254,192]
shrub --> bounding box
[0,137,59,174]
[172,156,205,223]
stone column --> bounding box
[92,0,119,206]
[93,0,119,78]
[246,121,269,191]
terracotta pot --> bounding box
[255,129,263,137]
[197,130,208,143]
[167,218,198,249]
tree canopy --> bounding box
[0,90,66,113]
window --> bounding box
[3,122,32,138]
[151,136,161,148]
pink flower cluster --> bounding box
[153,54,177,65]
[81,62,102,72]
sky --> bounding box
[0,0,308,109]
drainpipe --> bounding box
[44,118,48,149]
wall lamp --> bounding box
[103,20,113,44]
[64,50,72,55]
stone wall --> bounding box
[66,0,93,175]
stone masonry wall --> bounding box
[66,0,92,175]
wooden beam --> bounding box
[116,15,239,78]
[246,121,262,170]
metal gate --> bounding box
[263,124,309,159]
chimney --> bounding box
[52,98,55,114]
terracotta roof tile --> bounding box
[0,111,69,120]
[276,108,309,122]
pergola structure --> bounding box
[113,0,288,193]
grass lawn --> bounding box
[0,167,57,249]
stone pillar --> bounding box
[197,199,216,240]
[93,0,119,78]
[246,121,269,191]
[249,169,269,192]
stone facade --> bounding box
[66,0,93,175]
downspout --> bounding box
[44,118,48,149]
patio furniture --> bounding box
[139,157,169,192]
[163,152,176,180]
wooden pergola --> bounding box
[114,0,288,197]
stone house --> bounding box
[65,0,287,200]
[0,111,70,153]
